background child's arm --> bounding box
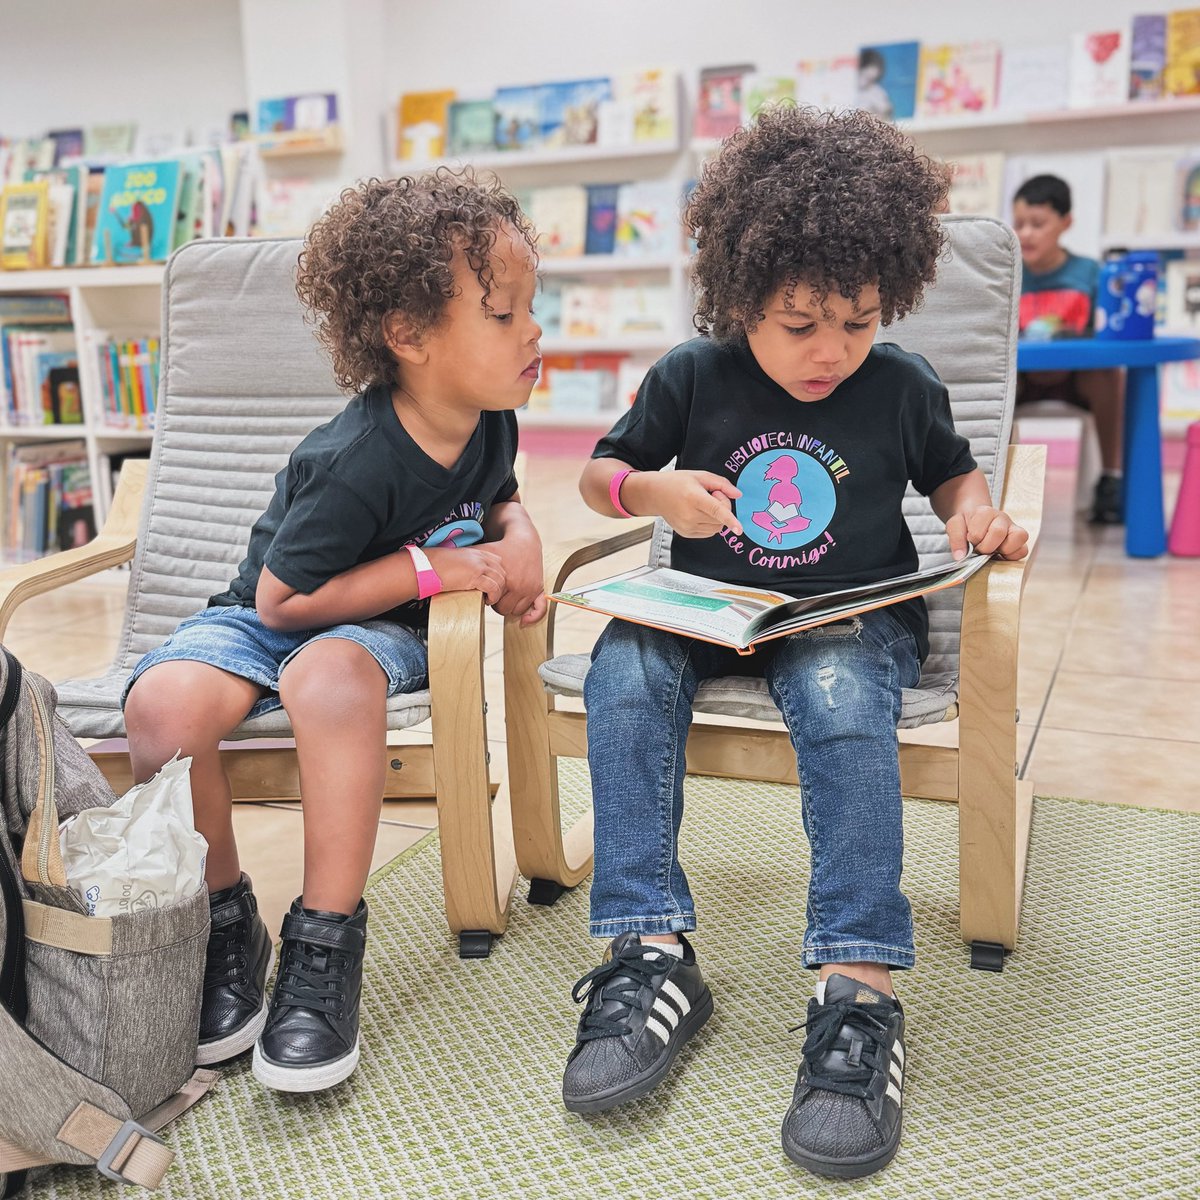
[579,458,744,539]
[483,495,547,626]
[255,545,506,632]
[930,468,1030,562]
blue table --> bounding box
[1017,336,1200,557]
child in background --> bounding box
[124,170,545,1093]
[563,107,1028,1180]
[1013,173,1125,524]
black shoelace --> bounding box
[204,919,250,994]
[571,949,673,1041]
[794,1001,892,1099]
[273,943,349,1018]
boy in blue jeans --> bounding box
[563,107,1029,1178]
[125,170,546,1093]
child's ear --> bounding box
[382,312,428,365]
[1062,213,1074,235]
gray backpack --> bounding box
[0,647,217,1194]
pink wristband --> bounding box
[404,544,443,600]
[609,468,638,518]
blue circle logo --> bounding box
[735,451,836,551]
[422,519,484,549]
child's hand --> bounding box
[424,546,507,605]
[945,505,1030,562]
[490,530,549,626]
[641,471,744,539]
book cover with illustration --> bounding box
[539,78,611,147]
[91,159,182,263]
[1103,151,1178,238]
[0,180,50,269]
[618,69,679,144]
[946,153,1006,217]
[694,64,754,139]
[447,99,495,155]
[741,74,797,124]
[494,85,542,151]
[795,56,859,112]
[529,186,588,257]
[1165,8,1200,96]
[996,43,1069,113]
[584,184,620,255]
[1164,259,1200,330]
[1068,30,1131,108]
[917,43,1000,118]
[397,90,456,160]
[615,181,681,258]
[1129,14,1168,100]
[857,42,920,121]
[1179,154,1200,231]
[258,93,338,133]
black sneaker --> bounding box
[1089,474,1124,525]
[562,931,712,1113]
[781,974,906,1180]
[252,897,367,1093]
[196,874,274,1065]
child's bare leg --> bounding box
[278,639,387,915]
[124,661,266,891]
[1075,367,1124,471]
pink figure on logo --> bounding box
[751,455,812,544]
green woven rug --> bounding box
[24,769,1199,1199]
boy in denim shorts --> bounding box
[124,170,546,1092]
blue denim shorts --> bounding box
[123,605,428,720]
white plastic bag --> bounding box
[59,753,208,917]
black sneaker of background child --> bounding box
[252,897,368,1092]
[196,873,274,1065]
[781,973,907,1180]
[562,931,712,1113]
[1089,474,1124,525]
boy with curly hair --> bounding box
[563,107,1028,1178]
[124,169,545,1093]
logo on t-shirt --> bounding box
[417,501,485,549]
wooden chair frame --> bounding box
[505,444,1045,969]
[0,461,518,958]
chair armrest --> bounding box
[998,443,1046,568]
[0,459,147,641]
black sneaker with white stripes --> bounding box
[781,974,906,1180]
[562,931,712,1113]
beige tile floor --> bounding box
[4,453,1197,932]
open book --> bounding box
[551,554,991,654]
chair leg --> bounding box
[503,615,593,896]
[428,593,518,951]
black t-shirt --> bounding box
[211,384,519,626]
[593,337,976,659]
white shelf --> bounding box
[0,425,90,440]
[393,137,680,174]
[539,254,678,275]
[93,426,155,441]
[1100,233,1200,252]
[0,265,165,291]
[519,409,617,428]
[540,334,676,354]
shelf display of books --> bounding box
[5,438,95,559]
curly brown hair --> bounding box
[295,168,538,392]
[686,105,950,339]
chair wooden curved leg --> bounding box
[428,591,518,955]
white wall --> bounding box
[0,0,247,143]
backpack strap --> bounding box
[0,648,21,729]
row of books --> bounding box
[5,441,96,557]
[89,334,160,431]
[1,294,75,427]
[527,354,649,419]
[538,279,675,341]
[0,142,258,270]
[396,69,678,161]
[693,10,1200,137]
[519,182,686,259]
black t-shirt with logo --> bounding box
[592,337,976,659]
[211,383,519,626]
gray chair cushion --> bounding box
[540,216,1020,728]
[59,238,433,741]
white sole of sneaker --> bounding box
[195,946,276,1066]
[251,1036,361,1093]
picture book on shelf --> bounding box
[795,56,859,112]
[1165,8,1200,95]
[91,159,182,263]
[694,64,754,140]
[257,93,339,133]
[917,43,1000,118]
[539,78,611,147]
[996,43,1069,113]
[1103,151,1178,238]
[529,186,588,257]
[447,99,496,155]
[857,42,920,121]
[615,181,681,259]
[741,74,796,124]
[0,180,50,269]
[84,123,136,159]
[618,69,679,144]
[1068,30,1131,108]
[397,89,456,160]
[494,86,542,151]
[946,153,1006,218]
[584,184,620,255]
[1129,14,1168,100]
[1180,154,1200,231]
[551,556,990,654]
[1164,259,1200,330]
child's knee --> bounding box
[279,640,386,722]
[585,623,685,703]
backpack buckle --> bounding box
[95,1119,165,1184]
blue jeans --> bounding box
[582,608,921,969]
